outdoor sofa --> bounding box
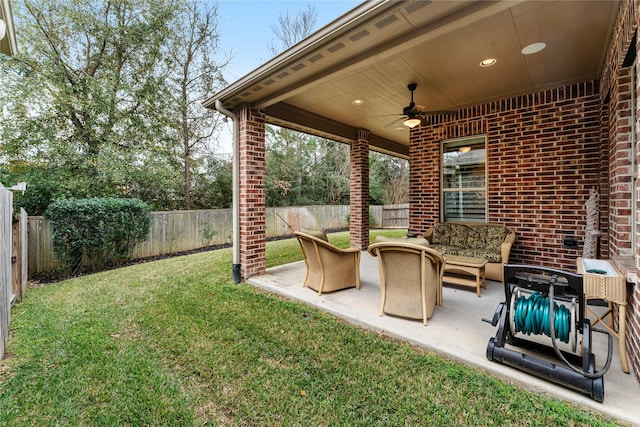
[423,222,515,284]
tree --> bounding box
[0,0,181,213]
[267,4,317,56]
[370,152,409,205]
[165,0,228,210]
[265,5,321,207]
[191,154,233,209]
[0,0,230,214]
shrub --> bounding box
[48,198,152,273]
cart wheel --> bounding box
[486,338,495,361]
[592,376,604,403]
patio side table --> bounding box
[442,255,487,297]
[577,257,629,374]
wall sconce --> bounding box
[403,117,421,128]
[0,19,6,41]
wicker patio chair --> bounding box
[367,241,445,325]
[294,231,361,295]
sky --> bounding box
[213,0,362,153]
[217,0,361,82]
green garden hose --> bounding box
[513,291,571,343]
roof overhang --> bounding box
[204,0,620,159]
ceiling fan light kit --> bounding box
[404,117,421,128]
[385,83,453,129]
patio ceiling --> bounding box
[204,0,620,159]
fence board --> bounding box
[0,186,12,359]
[382,203,409,228]
[20,209,28,299]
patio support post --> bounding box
[350,129,370,250]
[237,106,266,278]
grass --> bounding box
[0,230,621,426]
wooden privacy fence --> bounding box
[0,184,28,360]
[28,204,408,275]
[381,203,409,228]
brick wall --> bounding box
[634,0,640,382]
[609,68,634,258]
[350,129,370,250]
[603,0,640,384]
[238,107,266,279]
[410,82,602,273]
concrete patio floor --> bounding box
[248,252,640,425]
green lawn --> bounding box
[0,231,620,426]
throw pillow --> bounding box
[449,223,469,247]
[432,223,451,245]
[485,226,509,253]
[467,226,486,249]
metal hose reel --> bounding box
[485,264,613,403]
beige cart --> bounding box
[577,257,629,374]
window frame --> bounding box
[440,135,488,223]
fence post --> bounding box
[11,209,28,301]
[0,185,13,359]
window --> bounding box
[441,136,487,222]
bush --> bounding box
[48,198,152,273]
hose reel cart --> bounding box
[485,264,612,402]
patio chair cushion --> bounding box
[426,244,459,256]
[458,248,502,263]
[374,235,429,247]
[302,228,328,242]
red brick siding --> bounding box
[599,104,611,260]
[238,107,266,279]
[350,129,370,250]
[609,68,634,258]
[604,0,640,384]
[410,82,601,273]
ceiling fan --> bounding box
[384,83,452,128]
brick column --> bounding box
[238,106,266,278]
[350,129,369,250]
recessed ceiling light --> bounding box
[521,42,546,55]
[479,58,497,67]
[352,99,364,105]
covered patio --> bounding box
[249,251,639,424]
[204,0,640,394]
